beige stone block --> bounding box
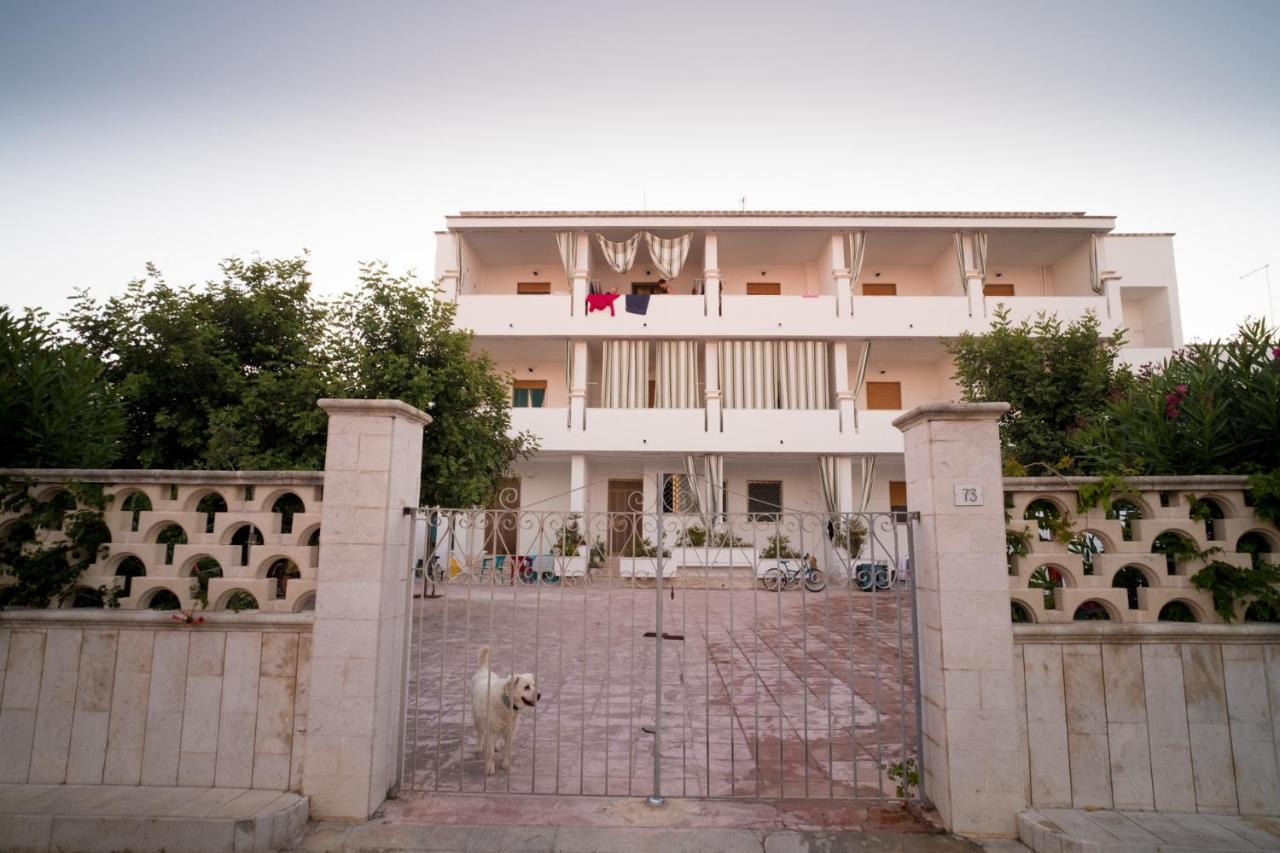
[1182,644,1228,724]
[1188,722,1238,812]
[139,710,184,785]
[1063,645,1106,735]
[2,630,47,710]
[1107,720,1155,810]
[1022,644,1071,806]
[180,674,223,756]
[259,633,298,678]
[215,710,257,788]
[0,627,9,701]
[1100,643,1146,723]
[221,632,263,714]
[0,708,37,783]
[65,711,111,785]
[1067,731,1113,808]
[187,631,226,677]
[252,752,291,790]
[139,631,189,785]
[254,675,295,757]
[1221,647,1280,815]
[943,669,980,711]
[29,629,83,783]
[101,632,153,786]
[177,751,217,787]
[1142,646,1196,812]
[325,434,360,471]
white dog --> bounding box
[471,645,540,775]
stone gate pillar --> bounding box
[305,399,430,819]
[893,402,1024,837]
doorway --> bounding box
[607,479,643,553]
[485,478,520,556]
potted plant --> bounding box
[550,514,587,580]
[618,535,673,582]
[671,525,756,570]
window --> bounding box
[632,282,662,295]
[746,282,781,296]
[889,481,908,512]
[747,481,783,521]
[517,282,551,295]
[662,474,698,514]
[983,282,1015,297]
[512,380,547,408]
[865,381,902,410]
[862,282,897,296]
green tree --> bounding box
[947,307,1131,471]
[326,262,537,506]
[1070,319,1279,475]
[0,307,122,468]
[63,257,331,470]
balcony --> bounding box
[508,405,906,455]
[983,295,1112,329]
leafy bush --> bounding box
[620,536,668,558]
[760,534,799,559]
[550,514,585,557]
[831,517,868,554]
[1247,470,1280,530]
[1190,560,1280,622]
[0,479,110,608]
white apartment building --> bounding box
[432,210,1181,546]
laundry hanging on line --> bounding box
[586,292,619,316]
[625,294,650,315]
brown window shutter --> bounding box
[517,282,551,295]
[862,282,898,296]
[983,282,1015,297]
[865,381,902,410]
[746,282,781,296]
[889,481,908,511]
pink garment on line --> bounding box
[586,293,619,316]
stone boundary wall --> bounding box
[0,469,325,613]
[1013,623,1280,816]
[1005,475,1275,623]
[0,610,312,791]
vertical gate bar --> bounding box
[774,516,784,798]
[649,477,666,805]
[603,509,614,794]
[727,523,737,799]
[822,515,835,799]
[627,513,638,797]
[506,514,522,795]
[530,517,545,794]
[395,508,419,792]
[869,513,884,795]
[433,515,451,791]
[460,514,475,791]
[845,512,859,797]
[800,516,810,799]
[906,516,927,804]
[893,517,909,798]
[752,518,761,799]
[555,518,566,795]
[702,538,710,797]
[580,523,589,795]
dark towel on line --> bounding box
[625,294,650,315]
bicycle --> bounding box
[761,555,826,592]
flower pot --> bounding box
[672,547,757,570]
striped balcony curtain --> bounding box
[852,340,872,428]
[595,233,639,274]
[858,455,877,513]
[777,340,830,409]
[644,232,693,280]
[973,232,989,279]
[601,340,649,408]
[655,340,699,408]
[680,454,725,523]
[720,340,777,409]
[845,231,867,296]
[817,455,840,515]
[556,233,576,282]
[1089,234,1103,294]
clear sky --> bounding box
[1,0,1277,340]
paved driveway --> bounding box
[403,581,917,801]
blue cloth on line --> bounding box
[625,294,650,315]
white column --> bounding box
[570,232,590,316]
[957,233,985,319]
[704,340,721,432]
[831,234,852,318]
[307,399,430,819]
[703,233,721,315]
[893,402,1025,837]
[569,454,587,515]
[569,340,588,431]
[836,455,856,515]
[832,340,853,433]
[434,232,459,302]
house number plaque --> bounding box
[953,485,984,506]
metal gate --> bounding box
[399,492,921,803]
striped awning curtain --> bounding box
[556,233,576,282]
[973,232,989,279]
[851,340,872,428]
[778,340,830,409]
[565,340,574,393]
[704,454,724,519]
[953,232,968,291]
[1089,235,1103,294]
[858,455,877,513]
[644,232,693,280]
[719,340,777,409]
[817,456,840,516]
[845,231,867,295]
[595,233,639,274]
[682,455,706,520]
[601,340,649,408]
[655,340,699,408]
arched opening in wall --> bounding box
[1068,531,1107,576]
[1028,565,1067,610]
[229,524,264,567]
[1010,601,1034,623]
[1112,566,1150,610]
[1152,531,1196,576]
[114,556,146,598]
[305,527,320,568]
[1235,532,1275,570]
[121,491,152,532]
[47,489,77,530]
[71,586,104,608]
[271,493,306,535]
[1245,601,1280,623]
[1107,499,1143,542]
[74,518,112,568]
[1189,496,1226,541]
[266,558,301,600]
[144,588,181,611]
[155,524,187,566]
[0,586,19,608]
[196,492,228,535]
[1023,499,1064,542]
[1158,601,1198,622]
[1073,600,1111,621]
[294,591,317,612]
[189,557,223,608]
[220,589,259,612]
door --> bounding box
[485,478,520,556]
[607,479,643,554]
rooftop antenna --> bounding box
[1239,264,1274,324]
[740,196,746,211]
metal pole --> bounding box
[648,473,666,807]
[393,507,420,794]
[905,513,928,805]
